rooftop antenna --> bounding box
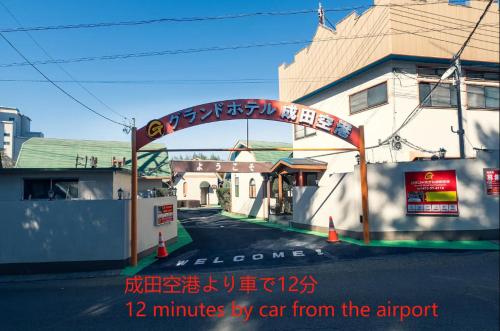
[318,2,325,26]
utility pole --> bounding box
[453,57,466,159]
[130,118,138,266]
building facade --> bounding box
[173,171,219,207]
[229,140,291,218]
[0,107,43,162]
[276,0,499,239]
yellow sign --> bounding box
[425,191,457,202]
[146,120,165,139]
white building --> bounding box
[0,107,43,162]
[173,171,219,207]
[275,0,499,239]
[229,140,291,218]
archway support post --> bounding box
[359,125,370,244]
[131,126,138,266]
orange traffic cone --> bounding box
[157,232,168,258]
[327,216,340,243]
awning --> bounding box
[270,158,327,173]
[199,181,211,188]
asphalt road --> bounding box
[1,208,498,331]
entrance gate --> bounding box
[130,99,370,266]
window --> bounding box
[3,141,10,146]
[419,83,457,107]
[465,70,500,82]
[349,82,388,114]
[467,85,499,110]
[249,178,256,198]
[8,117,15,122]
[294,125,316,140]
[3,133,10,137]
[234,176,240,198]
[417,66,448,78]
[182,182,188,197]
[23,178,78,200]
[305,173,319,186]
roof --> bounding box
[16,137,170,178]
[271,158,327,173]
[279,1,499,102]
[230,140,292,163]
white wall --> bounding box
[292,60,499,173]
[293,151,499,239]
[230,151,267,218]
[136,196,178,253]
[0,196,178,266]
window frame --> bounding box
[294,124,316,140]
[234,176,240,198]
[466,84,500,111]
[418,81,458,108]
[349,81,389,115]
[182,181,188,197]
[23,177,79,200]
[249,178,256,199]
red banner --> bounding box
[405,170,459,216]
[484,168,500,196]
[136,99,360,149]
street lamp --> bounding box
[117,188,124,200]
[438,148,447,159]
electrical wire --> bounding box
[378,0,496,146]
[0,31,128,127]
[0,2,454,34]
[0,1,129,122]
[1,22,497,68]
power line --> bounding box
[0,1,129,122]
[0,31,128,127]
[455,0,497,59]
[379,0,496,145]
[0,2,454,34]
[1,22,497,68]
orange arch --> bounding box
[136,99,360,149]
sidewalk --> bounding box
[221,211,500,251]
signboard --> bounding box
[171,160,273,174]
[405,170,459,216]
[483,168,500,196]
[136,99,360,149]
[155,204,174,225]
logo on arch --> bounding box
[146,120,165,139]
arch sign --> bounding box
[136,99,361,150]
[128,99,370,268]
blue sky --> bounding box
[0,0,373,157]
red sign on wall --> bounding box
[136,99,360,150]
[155,204,174,225]
[405,170,459,216]
[484,168,500,196]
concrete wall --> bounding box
[230,151,267,218]
[293,151,500,239]
[136,196,178,254]
[0,200,128,264]
[0,196,178,272]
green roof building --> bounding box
[16,137,170,178]
[230,140,292,163]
